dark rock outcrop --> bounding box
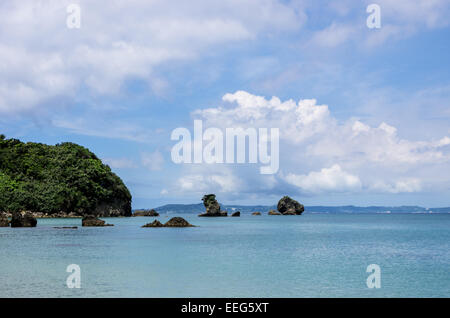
[133,209,159,217]
[10,211,37,227]
[198,194,227,216]
[0,213,10,227]
[164,217,194,227]
[142,217,194,228]
[268,209,281,215]
[81,215,113,227]
[252,212,261,216]
[277,196,304,215]
[142,220,164,228]
[231,211,240,217]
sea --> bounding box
[0,213,449,297]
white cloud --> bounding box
[284,164,362,193]
[370,179,422,194]
[190,91,450,196]
[196,90,332,144]
[0,0,303,114]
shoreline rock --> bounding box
[10,211,37,227]
[0,213,10,227]
[231,211,240,217]
[82,215,114,227]
[142,217,194,228]
[133,209,159,217]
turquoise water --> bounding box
[0,213,449,297]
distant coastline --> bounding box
[147,203,450,214]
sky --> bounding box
[1,0,450,208]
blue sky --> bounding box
[1,0,450,208]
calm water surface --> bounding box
[0,213,449,297]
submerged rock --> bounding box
[142,220,164,227]
[198,194,227,217]
[231,211,240,217]
[0,213,10,227]
[268,210,281,215]
[10,211,37,227]
[81,215,114,227]
[252,212,261,216]
[53,226,78,229]
[142,217,194,228]
[133,209,159,217]
[277,196,304,215]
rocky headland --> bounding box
[0,135,132,218]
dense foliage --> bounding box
[0,134,131,215]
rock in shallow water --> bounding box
[81,215,114,227]
[142,220,164,227]
[252,212,261,216]
[231,211,240,217]
[10,211,37,227]
[198,194,227,217]
[142,217,194,228]
[277,196,304,215]
[268,210,281,215]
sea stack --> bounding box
[198,194,227,217]
[277,196,304,215]
[10,211,37,227]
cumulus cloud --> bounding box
[195,90,332,144]
[183,91,450,197]
[284,164,362,193]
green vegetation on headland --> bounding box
[0,134,131,216]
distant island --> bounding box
[0,135,131,217]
